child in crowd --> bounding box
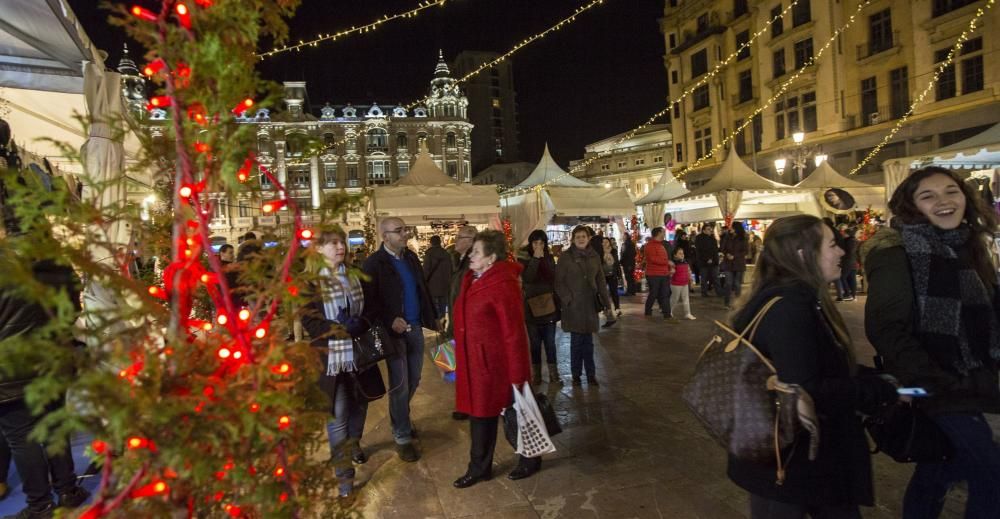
[669,248,696,320]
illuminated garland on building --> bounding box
[257,0,450,59]
[847,0,994,176]
[672,0,874,181]
[502,0,806,195]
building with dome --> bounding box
[128,51,474,244]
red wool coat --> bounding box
[453,260,531,418]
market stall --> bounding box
[660,149,807,223]
[794,160,885,213]
[369,146,501,251]
[634,165,689,229]
[501,144,635,246]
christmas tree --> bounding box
[0,0,359,516]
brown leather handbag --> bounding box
[526,292,556,317]
[682,297,819,485]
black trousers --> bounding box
[0,399,77,510]
[749,494,862,519]
[622,264,637,294]
[468,416,541,477]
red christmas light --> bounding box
[174,3,191,28]
[195,0,213,6]
[91,440,108,454]
[194,141,210,154]
[142,59,166,77]
[232,351,243,360]
[148,286,167,299]
[273,467,285,477]
[232,98,254,115]
[130,5,158,21]
[131,480,169,498]
[216,314,228,325]
[217,347,231,359]
[287,285,299,296]
[147,96,172,109]
[271,362,292,375]
[178,184,193,198]
[238,309,251,321]
[277,415,291,430]
[279,492,288,503]
[298,228,313,240]
[224,504,242,517]
[249,402,260,413]
[253,326,267,339]
[187,104,208,126]
[261,199,286,213]
[127,436,150,450]
[237,158,253,182]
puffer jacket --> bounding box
[861,227,1000,415]
[554,245,612,334]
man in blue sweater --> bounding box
[362,218,439,462]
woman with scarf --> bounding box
[595,236,623,318]
[453,230,538,488]
[300,227,385,502]
[862,166,1000,518]
[555,226,615,386]
[730,215,900,518]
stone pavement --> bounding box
[347,292,996,519]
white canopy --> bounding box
[795,160,875,189]
[671,148,791,201]
[882,123,1000,203]
[513,143,591,188]
[370,148,500,226]
[501,145,635,244]
[0,0,101,94]
[635,166,690,228]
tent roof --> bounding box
[0,0,101,94]
[634,166,690,205]
[795,160,874,189]
[394,146,459,186]
[545,186,635,217]
[670,149,791,201]
[934,122,1000,157]
[371,183,500,223]
[883,122,1000,171]
[514,143,591,188]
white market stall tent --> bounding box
[501,144,635,245]
[882,122,1000,203]
[661,149,815,223]
[634,165,689,228]
[794,160,885,212]
[369,146,502,229]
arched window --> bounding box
[446,132,457,148]
[367,128,388,151]
[285,132,307,157]
[396,133,408,149]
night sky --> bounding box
[67,0,667,168]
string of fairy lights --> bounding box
[847,0,995,176]
[256,0,450,60]
[673,0,875,181]
[501,0,817,195]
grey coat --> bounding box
[555,246,612,334]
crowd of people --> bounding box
[2,164,999,518]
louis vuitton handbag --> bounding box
[352,318,401,371]
[682,297,820,485]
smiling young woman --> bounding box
[862,166,1000,518]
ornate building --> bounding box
[661,0,1000,187]
[126,52,474,243]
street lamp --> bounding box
[773,132,825,183]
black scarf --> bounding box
[899,223,1000,375]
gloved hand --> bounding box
[342,316,367,337]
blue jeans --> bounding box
[432,296,448,318]
[528,322,557,364]
[325,376,369,496]
[570,332,595,378]
[645,276,671,316]
[386,324,425,444]
[840,269,857,298]
[903,413,1000,518]
[722,270,744,306]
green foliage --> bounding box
[0,1,370,516]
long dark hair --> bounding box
[732,221,746,239]
[738,215,856,368]
[889,166,998,283]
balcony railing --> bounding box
[857,31,900,61]
[258,216,277,227]
[671,12,726,54]
[857,104,892,127]
[234,216,254,228]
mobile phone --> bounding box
[897,387,930,397]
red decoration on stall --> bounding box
[501,218,514,261]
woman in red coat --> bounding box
[452,230,537,488]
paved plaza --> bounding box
[348,292,996,519]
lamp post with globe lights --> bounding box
[773,132,827,184]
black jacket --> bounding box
[727,282,897,507]
[299,287,386,404]
[693,233,720,268]
[862,228,1000,415]
[620,239,637,267]
[422,245,453,299]
[518,251,560,325]
[362,246,439,334]
[0,260,81,403]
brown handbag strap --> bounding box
[740,296,783,343]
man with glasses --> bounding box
[361,218,439,462]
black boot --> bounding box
[507,456,541,480]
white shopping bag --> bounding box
[511,383,557,457]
